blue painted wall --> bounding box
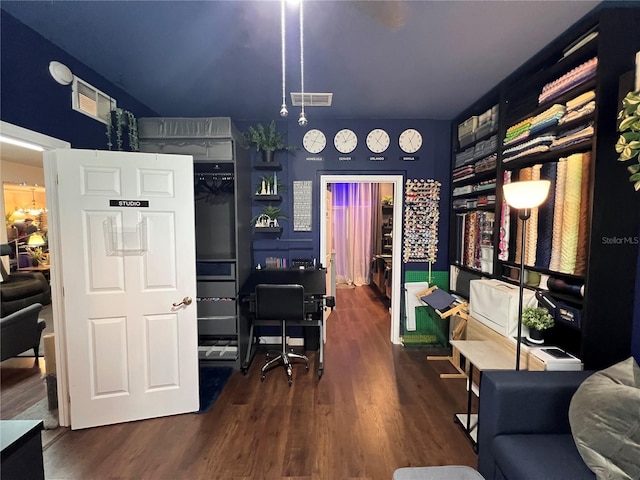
[1,11,157,148]
[236,118,452,277]
[3,10,640,361]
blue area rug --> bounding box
[197,366,234,414]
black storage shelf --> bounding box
[448,7,640,370]
[253,194,282,202]
[455,129,499,154]
[453,204,496,214]
[501,139,593,171]
[452,170,497,187]
[505,78,597,126]
[452,187,496,200]
[253,161,283,171]
[253,227,283,234]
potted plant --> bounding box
[106,107,139,152]
[615,90,640,191]
[243,121,295,162]
[522,306,555,344]
[252,205,287,228]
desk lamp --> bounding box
[502,180,550,370]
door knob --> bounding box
[172,296,193,307]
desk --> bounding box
[239,268,328,377]
[17,265,51,283]
[450,340,514,451]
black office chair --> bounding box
[254,283,309,386]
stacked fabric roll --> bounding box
[538,57,598,104]
[503,118,533,145]
[559,90,596,125]
[532,153,591,275]
[550,122,594,150]
[525,164,542,266]
[498,170,511,261]
[535,162,557,269]
[530,104,567,134]
[502,135,555,162]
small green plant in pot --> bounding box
[243,121,295,162]
[522,306,555,344]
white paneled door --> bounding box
[53,150,198,429]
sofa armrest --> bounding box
[477,370,594,480]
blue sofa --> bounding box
[477,370,596,480]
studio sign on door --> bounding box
[109,199,150,208]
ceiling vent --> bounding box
[290,92,333,107]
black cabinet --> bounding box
[138,117,251,369]
[449,6,640,370]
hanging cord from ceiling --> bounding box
[280,0,288,117]
[298,0,307,126]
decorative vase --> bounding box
[261,150,274,163]
[527,327,545,344]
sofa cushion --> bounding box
[1,277,47,301]
[569,357,640,480]
[493,434,595,480]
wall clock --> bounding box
[302,129,327,154]
[366,128,390,154]
[399,128,422,154]
[334,128,358,154]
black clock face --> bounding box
[334,129,358,154]
[366,128,390,153]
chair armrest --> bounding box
[0,302,43,326]
[477,370,594,480]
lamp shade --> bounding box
[503,180,550,209]
[27,234,46,246]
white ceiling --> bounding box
[0,142,43,168]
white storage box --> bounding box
[469,279,536,337]
[531,348,583,371]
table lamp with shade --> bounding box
[502,179,551,370]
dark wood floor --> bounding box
[3,286,477,479]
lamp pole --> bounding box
[515,207,531,371]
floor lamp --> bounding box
[502,179,550,370]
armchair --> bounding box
[1,303,46,362]
[477,370,595,480]
[1,244,51,317]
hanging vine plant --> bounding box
[106,108,139,152]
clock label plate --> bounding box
[368,156,386,161]
[401,155,419,161]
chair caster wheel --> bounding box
[305,364,309,371]
[288,379,293,387]
[260,374,265,382]
[318,369,323,379]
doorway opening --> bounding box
[0,121,70,426]
[320,174,403,344]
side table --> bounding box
[449,340,515,451]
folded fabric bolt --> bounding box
[539,57,598,104]
[559,101,596,124]
[565,90,596,110]
[550,125,594,150]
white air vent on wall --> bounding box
[72,77,115,124]
[290,92,333,107]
